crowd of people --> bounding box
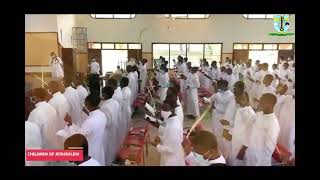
[25,53,295,166]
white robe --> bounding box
[121,87,132,140]
[250,70,266,108]
[271,69,280,89]
[157,72,169,102]
[176,98,184,127]
[156,115,185,166]
[63,109,107,166]
[76,85,89,107]
[139,63,147,93]
[229,106,255,166]
[127,72,136,106]
[133,71,139,96]
[178,63,188,93]
[25,121,45,166]
[186,73,200,117]
[226,74,236,91]
[210,67,221,81]
[233,64,241,81]
[219,98,239,160]
[206,90,234,151]
[201,66,211,90]
[257,85,276,99]
[246,112,280,166]
[243,67,253,93]
[99,99,121,165]
[277,96,295,151]
[220,72,228,80]
[27,101,60,149]
[50,57,64,78]
[64,86,84,126]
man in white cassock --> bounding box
[233,61,242,81]
[49,52,64,79]
[28,88,59,150]
[243,61,254,94]
[220,66,228,80]
[218,81,245,161]
[127,58,137,67]
[126,65,136,106]
[157,64,170,102]
[203,80,234,153]
[151,103,185,166]
[120,77,132,141]
[252,60,260,73]
[75,77,89,107]
[201,61,211,90]
[47,81,70,149]
[225,68,236,91]
[166,86,184,127]
[271,64,280,89]
[62,93,107,166]
[210,61,221,81]
[139,59,148,94]
[177,57,188,94]
[228,92,256,166]
[63,79,84,127]
[249,64,265,109]
[100,86,121,165]
[255,74,276,102]
[132,66,139,97]
[186,67,200,119]
[242,93,280,166]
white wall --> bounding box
[57,15,76,48]
[25,14,58,32]
[75,14,295,53]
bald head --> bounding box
[64,134,88,163]
[191,130,218,151]
[258,93,277,113]
[31,88,50,103]
[49,80,64,94]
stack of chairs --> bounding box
[116,124,150,166]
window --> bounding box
[263,44,278,50]
[234,43,248,50]
[164,14,210,19]
[102,43,114,49]
[249,44,263,50]
[115,44,128,49]
[204,44,222,63]
[187,44,204,67]
[243,14,289,19]
[90,14,136,19]
[278,44,293,50]
[153,43,222,68]
[128,44,142,49]
[169,44,186,68]
[88,42,141,50]
[88,43,101,49]
[153,44,170,62]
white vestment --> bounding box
[79,158,101,166]
[229,106,255,166]
[64,86,84,126]
[127,72,136,106]
[186,73,200,117]
[121,87,132,140]
[157,72,170,102]
[50,57,64,78]
[225,74,236,91]
[246,112,280,166]
[139,63,147,93]
[62,109,107,166]
[76,85,89,107]
[156,115,185,166]
[25,121,45,166]
[28,101,60,149]
[100,98,120,165]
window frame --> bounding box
[242,14,290,19]
[233,43,294,51]
[87,42,142,50]
[164,14,211,19]
[90,14,136,19]
[152,42,223,69]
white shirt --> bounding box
[28,101,59,149]
[25,121,45,166]
[209,154,226,165]
[76,85,89,107]
[210,67,221,80]
[64,86,83,126]
[246,113,280,166]
[225,74,236,90]
[79,158,101,166]
[156,115,185,166]
[90,61,100,74]
[64,109,107,166]
[112,87,123,105]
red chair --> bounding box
[117,146,144,165]
[123,125,150,157]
